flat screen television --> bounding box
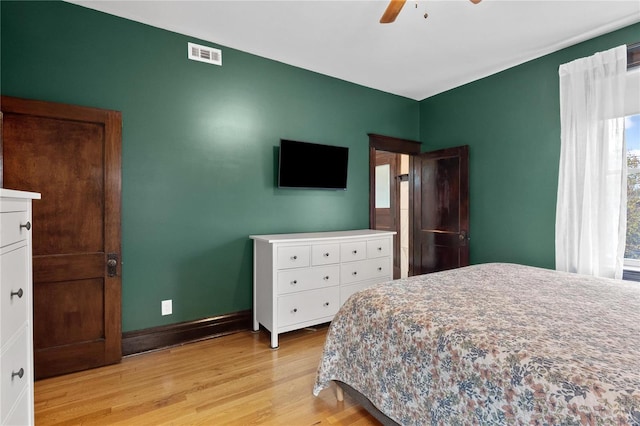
[278,139,349,190]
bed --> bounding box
[313,263,640,425]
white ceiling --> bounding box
[68,0,640,100]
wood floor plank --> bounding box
[35,325,380,425]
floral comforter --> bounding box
[313,263,640,425]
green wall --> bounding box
[419,23,640,269]
[3,0,637,332]
[1,1,419,332]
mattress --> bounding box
[314,263,640,425]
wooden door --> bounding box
[1,96,122,379]
[411,145,469,274]
[374,151,401,278]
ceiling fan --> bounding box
[380,0,482,24]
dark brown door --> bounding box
[1,96,122,379]
[374,151,401,278]
[411,145,469,274]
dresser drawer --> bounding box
[0,211,29,249]
[1,328,29,423]
[277,287,339,327]
[277,246,310,269]
[340,257,391,285]
[277,265,339,295]
[367,238,390,258]
[0,199,28,214]
[0,246,28,347]
[340,241,366,262]
[311,243,340,266]
[3,389,30,426]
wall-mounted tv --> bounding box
[278,139,349,190]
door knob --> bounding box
[107,253,118,277]
[458,230,469,246]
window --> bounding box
[625,113,640,263]
[623,65,640,278]
[623,62,640,281]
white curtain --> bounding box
[556,45,627,279]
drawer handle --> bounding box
[291,256,297,260]
[377,247,382,251]
[292,308,298,313]
[11,368,24,380]
[10,288,24,299]
[291,280,298,285]
[352,250,357,254]
[323,302,330,307]
[323,276,329,280]
[323,253,330,257]
[20,221,31,231]
[378,267,383,271]
[352,271,357,276]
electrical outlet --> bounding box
[161,299,172,316]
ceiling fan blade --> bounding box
[380,0,407,24]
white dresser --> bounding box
[250,229,395,348]
[1,189,40,426]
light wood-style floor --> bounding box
[35,325,379,425]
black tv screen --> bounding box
[278,139,349,190]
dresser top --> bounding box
[0,188,41,199]
[250,229,395,243]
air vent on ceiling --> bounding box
[188,42,222,66]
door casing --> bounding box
[369,134,421,276]
[369,134,470,276]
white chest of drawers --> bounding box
[1,188,40,426]
[250,229,395,348]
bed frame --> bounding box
[335,381,399,426]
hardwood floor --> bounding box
[35,325,379,425]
